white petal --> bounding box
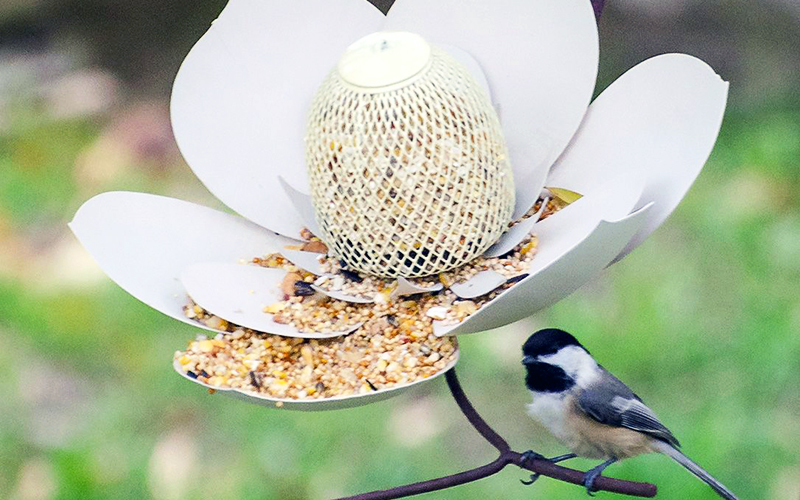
[435,181,648,336]
[173,351,458,410]
[512,158,550,220]
[384,0,599,216]
[393,277,443,298]
[171,0,385,238]
[69,192,298,332]
[181,263,363,339]
[311,286,374,304]
[280,249,327,276]
[484,198,548,258]
[278,177,321,236]
[311,276,446,304]
[548,53,729,260]
[449,271,508,299]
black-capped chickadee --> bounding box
[521,328,739,499]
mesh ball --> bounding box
[305,32,515,278]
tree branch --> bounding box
[340,457,508,500]
[445,370,510,453]
[335,369,657,500]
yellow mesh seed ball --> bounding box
[305,32,515,278]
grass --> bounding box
[0,102,799,500]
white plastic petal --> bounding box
[278,177,321,236]
[181,263,362,338]
[280,249,327,276]
[384,0,599,216]
[393,277,444,297]
[484,198,548,258]
[438,204,653,336]
[434,180,648,336]
[69,192,299,333]
[512,159,550,220]
[171,0,385,238]
[548,53,729,260]
[173,352,458,411]
[311,286,374,304]
[449,271,508,299]
[312,276,445,304]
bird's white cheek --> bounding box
[539,346,600,388]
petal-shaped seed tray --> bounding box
[547,53,728,261]
[181,263,364,339]
[449,270,509,299]
[280,249,329,277]
[483,197,549,258]
[170,0,385,238]
[173,350,459,411]
[68,192,301,335]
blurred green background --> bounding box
[1,0,799,499]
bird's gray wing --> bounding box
[578,369,681,448]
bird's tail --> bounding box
[652,440,739,500]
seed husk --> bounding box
[294,281,316,297]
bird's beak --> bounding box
[522,355,537,366]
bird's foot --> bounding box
[520,450,546,464]
[519,451,578,485]
[520,451,544,485]
[583,458,617,496]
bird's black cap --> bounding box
[522,328,586,359]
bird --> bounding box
[521,328,739,499]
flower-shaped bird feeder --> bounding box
[70,0,728,411]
